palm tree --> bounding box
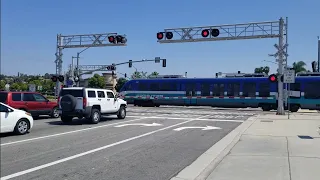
[148,71,159,78]
[292,61,307,74]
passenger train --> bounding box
[118,73,320,112]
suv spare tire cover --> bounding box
[60,95,77,111]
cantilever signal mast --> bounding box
[55,33,127,95]
[156,17,288,115]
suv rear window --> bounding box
[0,92,8,103]
[60,89,84,97]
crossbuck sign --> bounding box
[284,69,295,83]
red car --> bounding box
[0,91,59,118]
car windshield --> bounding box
[0,92,8,103]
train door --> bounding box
[185,83,197,105]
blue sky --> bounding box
[1,0,319,78]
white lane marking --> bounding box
[0,115,208,180]
[0,117,150,147]
[126,116,244,123]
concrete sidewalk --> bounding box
[171,113,320,180]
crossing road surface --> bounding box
[1,106,255,180]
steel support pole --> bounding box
[55,34,63,97]
[277,18,285,115]
[286,17,290,119]
[76,53,80,87]
[318,36,320,72]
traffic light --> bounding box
[312,61,317,72]
[162,59,166,67]
[268,74,278,82]
[129,60,132,68]
[201,29,209,37]
[124,73,127,78]
[157,32,164,40]
[51,76,57,82]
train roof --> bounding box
[127,76,320,82]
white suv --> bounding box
[58,87,127,124]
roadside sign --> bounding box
[5,84,10,91]
[29,84,36,92]
[284,69,295,83]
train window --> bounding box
[171,83,177,91]
[160,83,171,91]
[259,83,270,97]
[186,83,196,96]
[227,83,240,96]
[290,83,301,91]
[243,83,256,97]
[150,83,159,91]
[201,83,210,96]
[304,82,320,99]
[213,84,224,96]
[138,82,148,91]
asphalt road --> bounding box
[0,106,255,180]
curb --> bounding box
[170,115,259,180]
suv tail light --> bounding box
[83,98,87,109]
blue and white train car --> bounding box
[119,74,320,112]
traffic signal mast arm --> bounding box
[78,58,166,75]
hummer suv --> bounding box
[58,87,127,124]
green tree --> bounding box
[115,77,128,92]
[18,82,28,91]
[0,80,5,90]
[254,66,270,75]
[88,74,106,88]
[292,61,307,73]
[10,83,20,91]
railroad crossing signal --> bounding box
[108,35,127,44]
[268,74,278,82]
[106,65,116,71]
[269,44,289,58]
[51,75,64,83]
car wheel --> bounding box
[14,119,30,135]
[61,116,73,123]
[50,107,60,118]
[90,109,101,124]
[117,106,126,119]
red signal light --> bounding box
[108,36,115,43]
[268,74,277,82]
[201,29,209,37]
[157,32,164,40]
